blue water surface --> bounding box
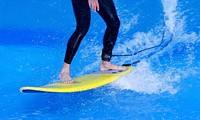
[0,0,200,119]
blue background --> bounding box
[0,0,200,119]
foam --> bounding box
[111,61,178,94]
[109,0,200,94]
[161,0,178,33]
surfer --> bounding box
[59,0,126,83]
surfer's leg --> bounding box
[60,0,91,83]
[98,0,126,71]
[64,0,90,64]
[98,0,119,62]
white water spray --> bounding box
[110,0,181,94]
[161,0,178,33]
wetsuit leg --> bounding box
[64,0,90,64]
[98,0,120,62]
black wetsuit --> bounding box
[64,0,120,64]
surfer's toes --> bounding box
[111,66,127,71]
[62,79,74,84]
[118,66,127,71]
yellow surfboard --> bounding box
[20,66,133,93]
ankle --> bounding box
[62,63,70,70]
[63,63,70,68]
[101,61,110,65]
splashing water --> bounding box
[111,61,178,94]
[107,0,199,94]
[162,0,178,33]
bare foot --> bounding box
[100,61,127,71]
[59,63,74,84]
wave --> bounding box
[78,0,200,94]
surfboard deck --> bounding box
[20,66,133,93]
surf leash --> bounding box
[113,15,174,66]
